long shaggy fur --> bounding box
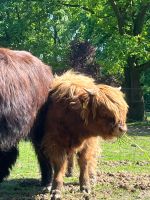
[0,48,53,184]
[0,48,53,150]
[42,70,128,198]
[50,70,128,130]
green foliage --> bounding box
[141,69,150,92]
[141,68,150,111]
[0,0,149,77]
[0,0,71,69]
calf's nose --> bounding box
[118,124,127,133]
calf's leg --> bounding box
[43,142,67,200]
[33,143,53,190]
[51,157,67,200]
[66,154,74,177]
[77,137,98,194]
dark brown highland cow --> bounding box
[0,48,53,187]
[42,70,128,199]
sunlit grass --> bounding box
[1,121,150,199]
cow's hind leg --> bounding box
[0,146,18,183]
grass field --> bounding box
[0,121,150,200]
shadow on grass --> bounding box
[0,178,41,200]
[0,178,80,200]
[128,123,150,136]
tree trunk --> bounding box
[124,57,144,121]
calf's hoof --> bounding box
[80,185,91,194]
[50,189,61,200]
[65,171,73,177]
[83,195,90,200]
[90,175,97,185]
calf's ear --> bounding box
[69,88,98,124]
[82,88,99,122]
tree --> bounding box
[69,40,120,86]
[0,0,70,70]
[0,0,149,120]
[141,68,150,112]
[59,0,150,121]
[108,0,150,121]
[69,40,101,79]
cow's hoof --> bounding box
[42,185,52,193]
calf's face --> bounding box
[76,86,128,140]
[86,114,127,140]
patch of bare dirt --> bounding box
[34,171,150,199]
[97,172,150,191]
[102,160,150,167]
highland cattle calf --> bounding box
[0,48,53,187]
[42,70,128,199]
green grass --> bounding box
[1,122,150,200]
[100,134,150,174]
[10,142,39,179]
[0,143,40,200]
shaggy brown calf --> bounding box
[42,71,128,199]
[0,48,53,186]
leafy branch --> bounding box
[60,3,95,14]
[133,2,150,35]
[108,0,125,35]
[139,60,150,72]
